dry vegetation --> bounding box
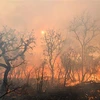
[0,12,100,100]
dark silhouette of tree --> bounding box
[0,27,35,94]
[34,60,46,93]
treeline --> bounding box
[0,12,100,97]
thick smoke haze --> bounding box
[0,0,100,31]
[0,0,100,64]
[0,1,100,100]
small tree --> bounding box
[61,47,80,86]
[42,29,65,84]
[35,60,46,93]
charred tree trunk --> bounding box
[57,68,61,86]
[51,68,54,85]
[1,55,11,93]
[64,72,67,87]
[39,65,44,93]
[1,66,11,93]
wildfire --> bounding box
[4,63,100,87]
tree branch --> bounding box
[0,63,7,69]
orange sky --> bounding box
[0,0,100,31]
[0,0,100,59]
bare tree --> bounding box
[38,60,46,93]
[57,63,63,87]
[23,66,34,86]
[34,60,46,93]
[61,48,79,86]
[0,27,35,94]
[69,12,100,82]
[42,29,65,84]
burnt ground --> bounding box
[2,81,100,100]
